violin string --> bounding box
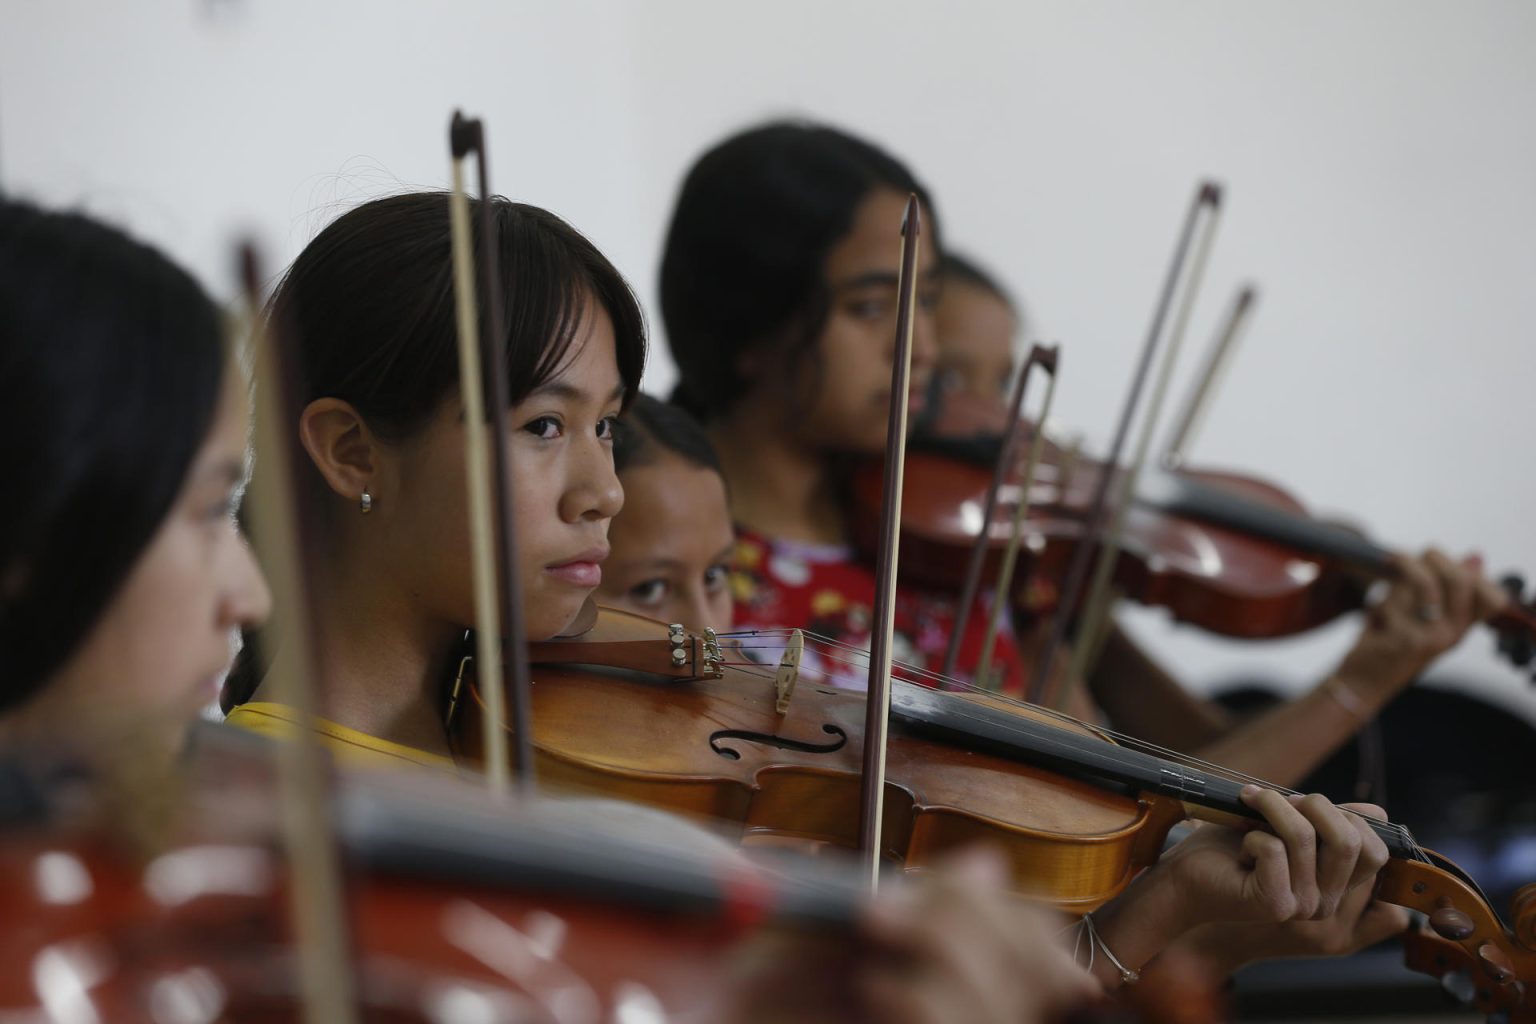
[722,628,1262,774]
[726,627,1308,791]
[728,624,1302,797]
[715,639,1422,858]
[712,629,1418,847]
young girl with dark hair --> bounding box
[657,118,1417,982]
[664,120,1504,756]
[210,188,1125,1021]
[930,248,1508,800]
[932,251,1026,416]
[225,193,642,767]
[0,199,271,760]
[0,197,1107,1023]
[598,393,735,632]
[661,120,1033,691]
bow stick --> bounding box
[1059,181,1225,698]
[940,343,1047,681]
[1162,284,1257,471]
[974,345,1060,691]
[448,112,536,793]
[1030,182,1221,706]
[240,245,359,1022]
[858,194,923,889]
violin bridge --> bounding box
[775,629,804,715]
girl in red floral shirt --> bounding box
[650,119,1435,975]
[658,121,1028,695]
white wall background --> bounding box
[6,0,1535,720]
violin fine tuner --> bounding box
[667,623,725,676]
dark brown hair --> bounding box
[659,121,937,421]
[0,200,225,709]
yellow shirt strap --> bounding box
[224,702,458,772]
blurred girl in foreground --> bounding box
[0,199,271,765]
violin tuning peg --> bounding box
[1492,576,1536,670]
[1477,942,1516,984]
[1497,628,1536,669]
[1430,907,1477,941]
[1500,635,1535,669]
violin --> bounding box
[0,727,900,1022]
[447,606,1536,1020]
[846,425,1536,665]
[841,178,1536,677]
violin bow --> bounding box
[940,343,1050,681]
[1161,284,1257,471]
[1029,182,1222,707]
[859,194,923,888]
[1061,180,1225,696]
[974,345,1060,691]
[240,247,359,1022]
[1148,282,1400,808]
[448,113,536,794]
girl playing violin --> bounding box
[661,118,1507,789]
[656,118,1416,976]
[0,198,1100,1024]
[597,393,736,632]
[226,194,642,767]
[932,252,1026,421]
[932,248,1510,789]
[218,189,1117,1020]
[662,122,1033,692]
[591,389,1415,984]
[0,199,272,764]
[224,187,1399,996]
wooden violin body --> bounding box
[458,608,1180,911]
[850,446,1371,639]
[848,437,1536,662]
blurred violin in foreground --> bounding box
[0,725,974,1023]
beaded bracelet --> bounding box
[1322,675,1370,724]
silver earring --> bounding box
[359,488,373,514]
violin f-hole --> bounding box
[710,725,848,761]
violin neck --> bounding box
[889,683,1419,861]
[1138,470,1397,575]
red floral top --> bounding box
[729,524,1026,694]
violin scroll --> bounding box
[1515,882,1536,950]
[1403,928,1536,1022]
[1382,851,1536,1020]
